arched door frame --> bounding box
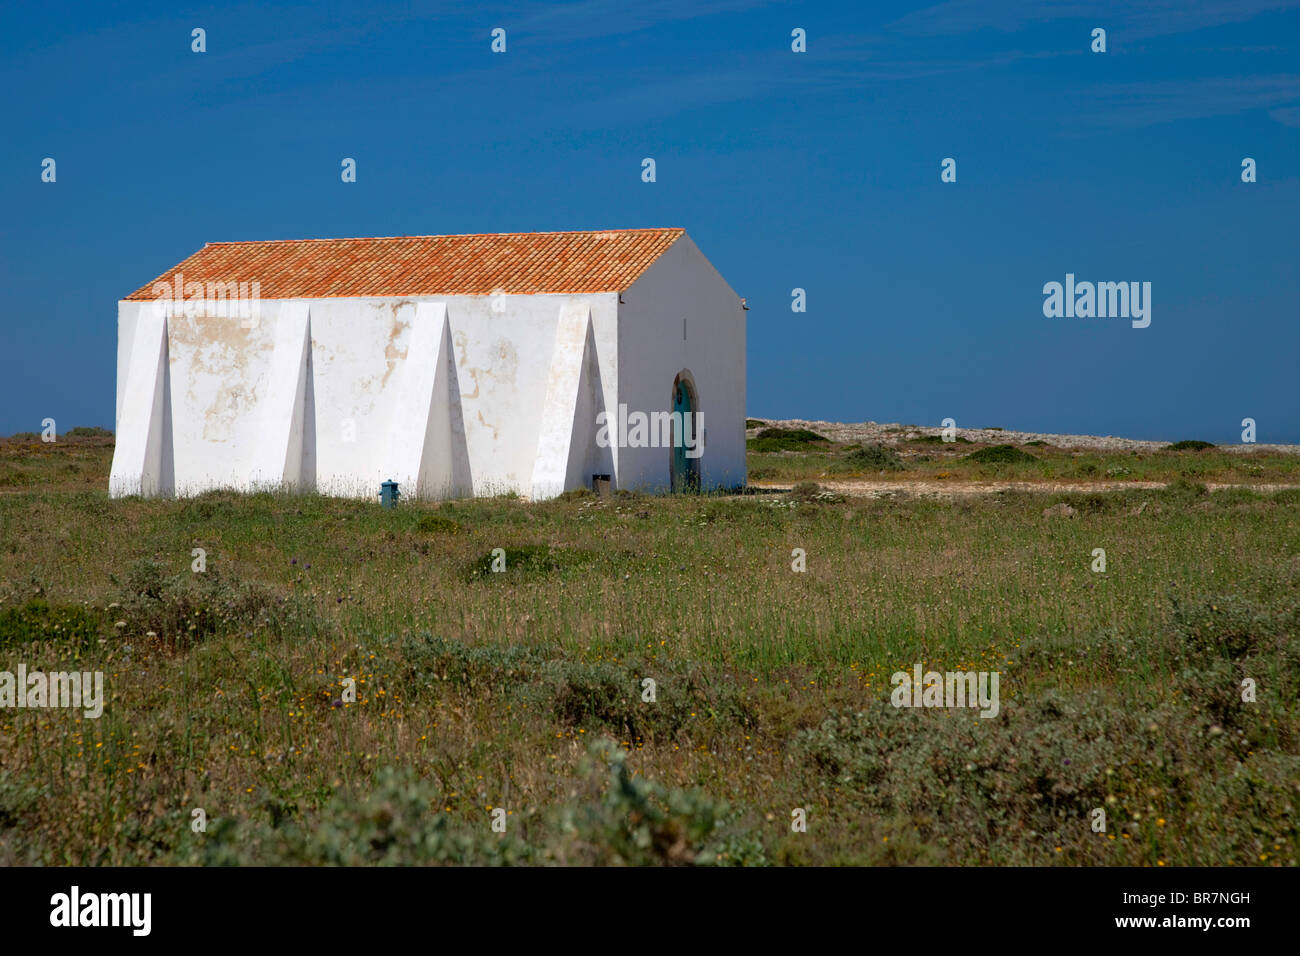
[670,370,701,492]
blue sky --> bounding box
[3,0,1298,442]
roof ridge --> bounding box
[203,227,685,246]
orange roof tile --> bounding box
[124,228,686,300]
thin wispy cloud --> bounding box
[1079,74,1300,127]
[889,0,1300,40]
[543,66,808,125]
[889,0,1093,36]
[513,0,781,42]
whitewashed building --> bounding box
[109,228,746,500]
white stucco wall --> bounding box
[615,235,747,492]
[112,292,619,498]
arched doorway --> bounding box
[670,371,701,492]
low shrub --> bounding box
[964,444,1037,465]
[415,514,465,534]
[557,741,766,866]
[747,428,829,452]
[1162,477,1209,500]
[117,558,287,650]
[398,634,756,739]
[464,545,601,581]
[198,767,533,866]
[787,481,843,503]
[0,773,45,831]
[835,444,905,472]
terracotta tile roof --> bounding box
[124,228,687,300]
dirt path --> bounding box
[748,479,1300,500]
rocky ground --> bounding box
[746,418,1300,454]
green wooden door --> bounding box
[671,379,699,492]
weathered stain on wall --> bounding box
[166,311,270,443]
[380,300,414,390]
[490,337,518,385]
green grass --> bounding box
[0,440,1297,865]
[746,434,1300,485]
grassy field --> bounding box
[1,433,1298,865]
